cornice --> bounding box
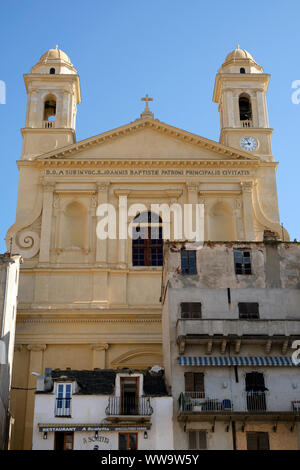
[29,118,259,162]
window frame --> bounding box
[132,212,163,267]
[234,249,252,275]
[238,302,259,319]
[181,250,197,275]
[180,302,202,319]
[118,432,138,450]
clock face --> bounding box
[240,136,258,152]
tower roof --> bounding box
[39,46,71,65]
[30,46,77,74]
[219,45,263,73]
[225,45,255,62]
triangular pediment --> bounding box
[37,118,259,162]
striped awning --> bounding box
[177,356,298,367]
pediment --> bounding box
[37,118,259,162]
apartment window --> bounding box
[234,249,252,275]
[238,302,259,319]
[184,372,204,394]
[119,433,138,450]
[54,432,74,450]
[246,432,269,450]
[188,430,207,450]
[56,383,72,417]
[181,302,202,319]
[181,250,197,275]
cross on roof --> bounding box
[141,94,153,110]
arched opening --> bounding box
[132,211,163,266]
[209,202,235,241]
[240,67,246,74]
[50,68,56,75]
[43,95,56,121]
[62,201,87,249]
[239,94,252,121]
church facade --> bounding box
[6,46,288,449]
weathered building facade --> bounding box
[0,254,22,449]
[161,237,300,450]
[6,44,289,449]
[32,368,172,450]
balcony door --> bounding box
[120,377,139,415]
[245,372,267,412]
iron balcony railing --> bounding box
[179,392,233,413]
[245,391,267,412]
[105,397,153,416]
[55,397,72,417]
[178,391,300,414]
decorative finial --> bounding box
[236,44,240,49]
[140,93,154,119]
[55,45,59,50]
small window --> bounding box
[181,250,197,275]
[184,372,205,394]
[50,68,56,75]
[238,302,259,319]
[181,302,202,319]
[240,67,246,74]
[234,249,252,275]
[189,430,207,450]
[246,432,269,450]
[55,383,72,417]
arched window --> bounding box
[43,95,56,121]
[239,94,252,121]
[50,68,56,75]
[240,67,246,74]
[62,201,87,249]
[132,212,163,266]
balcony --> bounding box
[178,392,300,423]
[43,120,55,128]
[241,119,253,128]
[176,319,300,353]
[55,398,72,417]
[105,397,153,421]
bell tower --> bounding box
[21,46,81,160]
[213,46,273,161]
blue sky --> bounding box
[1,0,300,251]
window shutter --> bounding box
[258,432,269,450]
[184,372,195,392]
[246,432,258,450]
[188,431,197,450]
[194,373,205,393]
[198,431,207,449]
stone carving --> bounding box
[17,230,40,258]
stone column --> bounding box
[256,90,268,128]
[118,192,129,267]
[241,181,256,241]
[23,344,47,450]
[39,180,55,263]
[90,343,109,369]
[96,182,110,263]
[225,89,235,127]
